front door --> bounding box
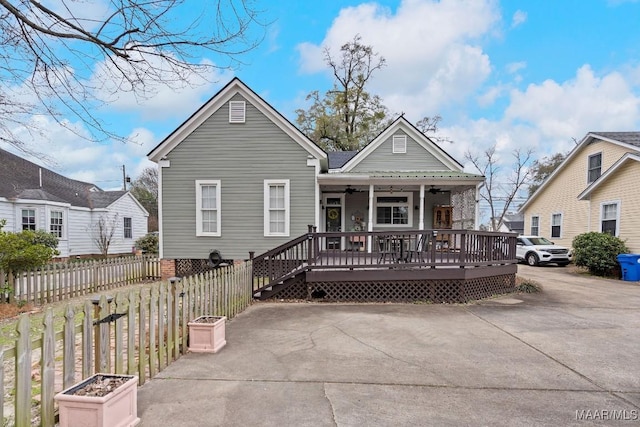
[325,197,342,249]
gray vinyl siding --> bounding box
[161,93,317,260]
[351,130,449,172]
[0,200,14,230]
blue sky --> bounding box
[4,0,640,198]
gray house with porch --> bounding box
[148,78,517,302]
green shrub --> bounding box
[572,232,628,277]
[135,233,158,254]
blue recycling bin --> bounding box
[617,254,640,281]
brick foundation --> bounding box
[160,259,176,279]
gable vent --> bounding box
[393,135,407,154]
[229,101,246,123]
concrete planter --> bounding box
[54,373,139,427]
[188,315,227,353]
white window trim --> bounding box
[392,135,407,154]
[530,215,540,236]
[600,200,620,237]
[587,152,602,184]
[123,217,133,239]
[18,206,37,231]
[550,212,563,239]
[264,179,290,237]
[196,180,222,237]
[229,100,246,123]
[47,208,66,240]
[374,192,413,227]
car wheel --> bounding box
[526,253,539,266]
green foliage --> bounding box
[0,229,59,273]
[295,35,392,151]
[515,279,540,293]
[27,229,60,249]
[135,233,159,254]
[572,232,629,277]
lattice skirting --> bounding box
[262,273,515,303]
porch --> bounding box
[251,229,518,303]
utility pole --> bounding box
[121,165,130,191]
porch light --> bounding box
[432,230,438,237]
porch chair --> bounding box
[377,236,399,264]
[405,234,431,263]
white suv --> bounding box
[516,236,572,267]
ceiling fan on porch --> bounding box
[429,185,450,194]
[344,185,363,194]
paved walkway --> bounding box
[137,265,640,426]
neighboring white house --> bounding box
[0,148,149,258]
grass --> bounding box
[515,276,541,293]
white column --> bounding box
[368,184,374,253]
[419,185,425,230]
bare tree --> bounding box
[465,146,534,231]
[0,0,265,155]
[92,215,119,258]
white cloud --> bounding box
[511,10,527,28]
[296,0,501,118]
[506,65,640,142]
[2,115,160,190]
[90,54,233,120]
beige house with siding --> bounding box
[519,132,640,252]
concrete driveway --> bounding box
[137,265,640,426]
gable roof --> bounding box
[519,131,640,212]
[339,116,464,172]
[327,151,358,169]
[578,152,640,200]
[0,147,132,209]
[147,77,327,162]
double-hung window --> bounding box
[375,193,412,226]
[22,209,36,230]
[123,217,132,239]
[587,153,602,183]
[601,202,619,236]
[50,211,63,238]
[196,180,221,236]
[264,180,290,236]
[530,216,539,235]
[551,213,562,238]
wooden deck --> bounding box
[251,229,518,302]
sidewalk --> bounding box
[136,265,640,426]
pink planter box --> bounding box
[188,315,227,353]
[55,374,139,427]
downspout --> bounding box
[419,184,425,230]
[307,158,321,230]
[368,184,374,253]
[157,159,170,259]
[475,181,484,231]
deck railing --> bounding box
[252,229,517,292]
